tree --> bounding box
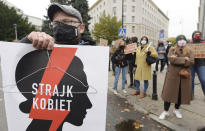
[0,1,36,41]
[42,0,92,41]
[41,15,53,36]
[92,12,121,45]
[168,37,176,46]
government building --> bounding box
[89,0,169,46]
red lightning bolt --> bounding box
[29,47,77,131]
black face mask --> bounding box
[53,22,78,43]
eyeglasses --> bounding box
[51,19,81,27]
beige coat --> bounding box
[134,44,158,80]
[161,46,194,104]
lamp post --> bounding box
[122,0,124,28]
[13,24,18,40]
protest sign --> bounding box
[99,38,108,46]
[187,43,205,58]
[124,43,137,54]
[0,42,109,131]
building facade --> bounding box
[198,0,205,39]
[89,0,169,46]
[1,0,43,30]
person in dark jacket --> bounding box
[112,39,128,94]
[155,40,166,72]
[190,31,205,99]
[165,41,172,66]
[127,37,137,88]
[20,3,95,47]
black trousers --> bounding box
[164,88,181,111]
[128,62,134,85]
[155,59,165,72]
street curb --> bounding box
[109,89,190,131]
[149,114,190,131]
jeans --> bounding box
[135,80,149,93]
[191,66,205,95]
[113,66,127,90]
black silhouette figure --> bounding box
[15,50,92,131]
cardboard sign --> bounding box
[187,43,205,58]
[124,43,137,54]
[0,42,109,131]
[99,38,108,46]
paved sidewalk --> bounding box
[108,66,205,131]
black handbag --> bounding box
[146,54,157,65]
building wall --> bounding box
[198,0,205,39]
[89,0,169,46]
[2,0,43,30]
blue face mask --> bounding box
[141,40,147,45]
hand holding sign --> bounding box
[28,31,54,50]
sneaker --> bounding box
[122,89,127,93]
[173,109,182,118]
[113,90,118,95]
[159,111,170,120]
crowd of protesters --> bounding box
[110,31,205,120]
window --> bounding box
[113,0,116,3]
[132,6,135,12]
[123,0,126,2]
[132,26,135,33]
[132,16,135,22]
[132,0,135,2]
[113,7,117,16]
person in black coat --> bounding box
[111,39,128,94]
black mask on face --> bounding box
[53,22,79,44]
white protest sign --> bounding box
[0,42,109,131]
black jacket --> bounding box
[111,49,128,68]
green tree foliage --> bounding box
[92,13,121,45]
[0,1,36,41]
[41,15,53,36]
[168,37,176,46]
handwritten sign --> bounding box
[187,43,205,58]
[124,43,137,54]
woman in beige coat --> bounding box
[159,35,194,120]
[132,36,158,98]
